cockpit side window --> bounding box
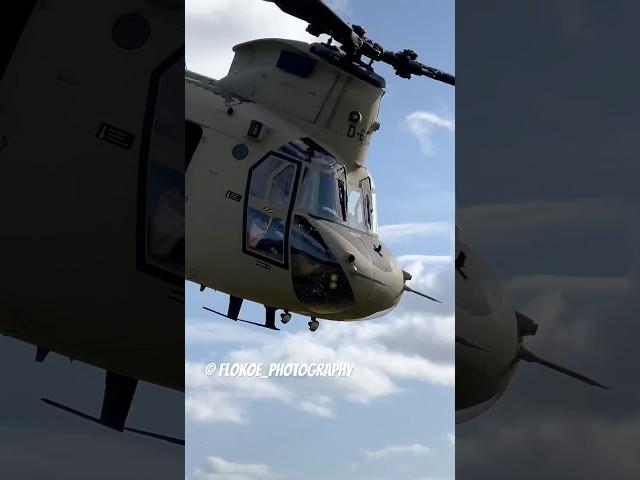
[269,165,295,206]
[346,176,378,234]
[347,188,366,231]
[336,166,347,221]
[337,179,347,221]
[250,156,286,199]
[244,153,300,267]
[318,173,340,218]
[138,48,184,284]
[360,177,374,231]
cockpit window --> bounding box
[360,177,376,233]
[269,165,294,207]
[297,163,348,223]
[139,49,184,284]
[347,187,365,231]
[270,137,379,235]
[318,173,340,218]
[245,154,299,266]
[250,156,287,199]
[346,177,378,234]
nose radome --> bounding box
[307,218,376,309]
[367,256,405,313]
[307,218,405,319]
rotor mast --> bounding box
[265,0,455,85]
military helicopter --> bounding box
[185,0,454,332]
[455,228,606,423]
[1,0,184,443]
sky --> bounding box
[185,1,455,480]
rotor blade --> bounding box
[403,285,441,303]
[265,0,455,85]
[418,64,455,86]
[377,49,455,85]
[518,347,607,389]
[264,0,356,47]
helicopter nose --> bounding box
[341,245,405,317]
[300,217,405,319]
[365,256,405,313]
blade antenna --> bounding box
[403,285,441,303]
[518,347,608,389]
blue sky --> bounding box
[186,1,455,479]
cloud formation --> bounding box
[379,222,453,243]
[192,456,276,480]
[186,0,323,79]
[185,256,454,425]
[404,111,455,155]
[362,443,432,460]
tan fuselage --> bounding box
[185,39,405,320]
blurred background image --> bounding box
[456,1,640,478]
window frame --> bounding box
[242,151,302,269]
[136,46,184,286]
[360,176,375,233]
[296,163,348,225]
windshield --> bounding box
[298,167,379,234]
[297,162,347,223]
[292,140,378,234]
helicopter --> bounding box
[0,0,184,443]
[185,0,454,332]
[455,228,606,423]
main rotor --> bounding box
[265,0,455,85]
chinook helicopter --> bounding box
[455,228,606,423]
[185,0,454,332]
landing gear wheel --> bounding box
[308,319,319,332]
[280,311,292,324]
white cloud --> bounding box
[362,443,432,460]
[186,256,454,424]
[445,432,455,447]
[186,0,326,79]
[185,361,293,424]
[298,395,335,418]
[400,254,452,291]
[186,318,274,346]
[193,456,276,480]
[185,391,246,424]
[379,222,453,243]
[404,111,455,155]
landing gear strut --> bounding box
[280,310,292,324]
[308,317,319,332]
